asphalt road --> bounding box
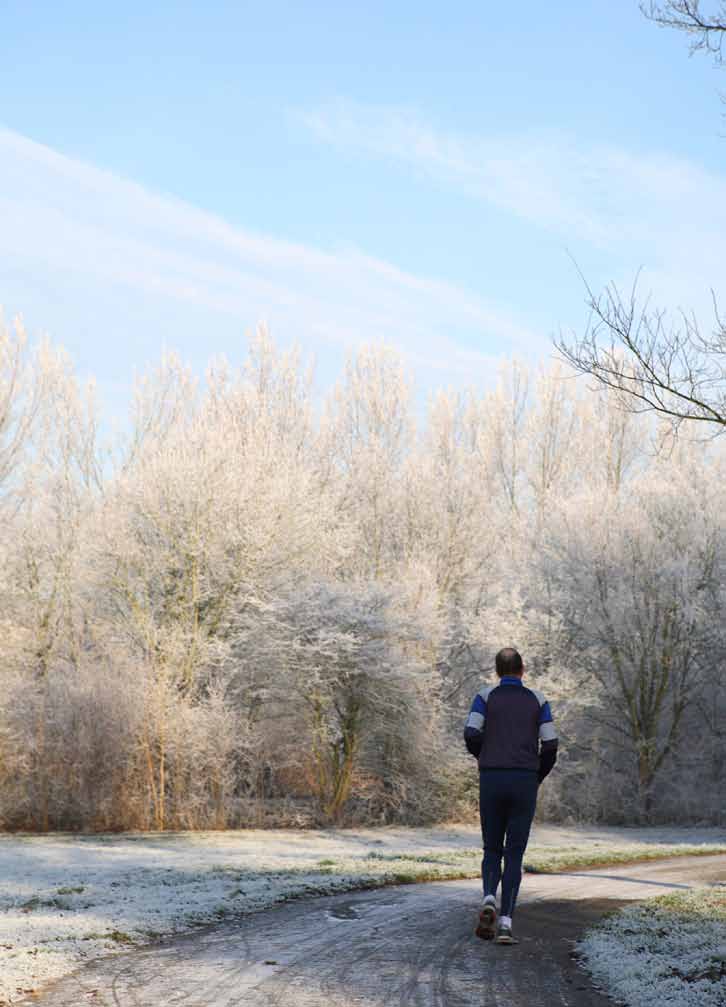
[28,855,726,1007]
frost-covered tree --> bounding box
[483,360,529,515]
[0,340,103,830]
[542,447,724,820]
[1,313,724,830]
[407,388,500,601]
[323,345,413,580]
[224,578,445,823]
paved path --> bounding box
[28,855,726,1007]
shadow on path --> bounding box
[554,872,691,889]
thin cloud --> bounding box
[0,126,542,392]
[299,99,726,291]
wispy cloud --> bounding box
[299,99,726,301]
[0,125,541,396]
[300,101,610,245]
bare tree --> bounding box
[642,2,726,63]
[558,4,726,434]
[556,276,726,436]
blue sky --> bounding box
[1,0,725,415]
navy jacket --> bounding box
[464,676,558,782]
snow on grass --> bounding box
[578,886,726,1007]
[0,823,724,1004]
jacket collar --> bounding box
[499,676,523,686]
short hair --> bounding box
[495,647,523,677]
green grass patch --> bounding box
[523,842,726,874]
[107,930,136,945]
[195,842,723,899]
[641,885,726,922]
[20,895,71,912]
[306,842,726,887]
[82,930,136,945]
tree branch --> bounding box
[555,273,726,436]
[642,2,726,63]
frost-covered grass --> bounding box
[578,886,726,1007]
[0,823,724,1004]
[523,843,726,873]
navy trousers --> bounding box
[479,769,538,918]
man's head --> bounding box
[495,647,523,678]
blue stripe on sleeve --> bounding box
[470,693,487,716]
[538,700,553,725]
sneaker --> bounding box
[475,901,497,940]
[495,921,515,944]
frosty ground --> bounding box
[578,885,726,1007]
[1,824,724,1005]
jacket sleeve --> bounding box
[537,700,558,783]
[463,692,486,759]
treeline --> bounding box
[1,317,724,830]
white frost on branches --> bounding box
[1,319,725,829]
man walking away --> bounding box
[464,647,558,944]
